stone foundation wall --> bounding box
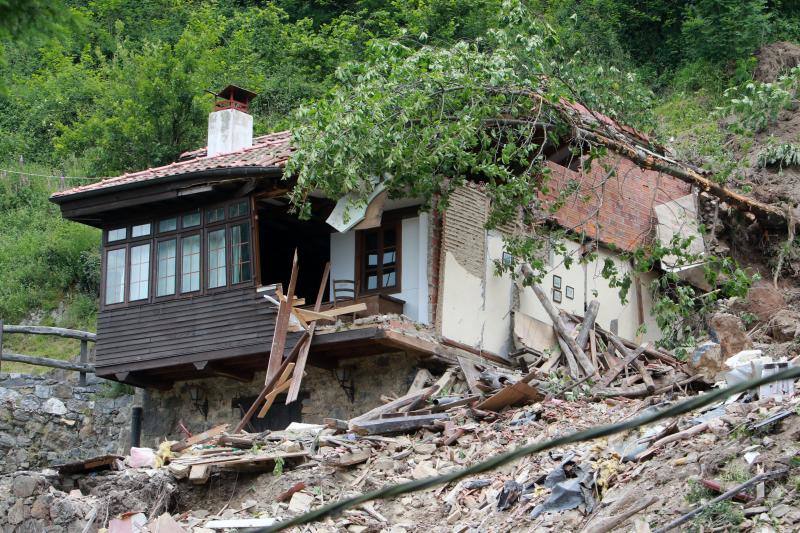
[140,352,422,446]
[0,372,133,475]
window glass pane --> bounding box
[182,211,201,228]
[158,218,177,232]
[207,207,225,224]
[181,235,201,293]
[364,231,378,250]
[229,200,249,218]
[383,249,396,266]
[367,253,378,267]
[156,240,177,296]
[108,228,126,242]
[231,223,251,284]
[131,223,151,238]
[366,274,378,290]
[383,227,397,247]
[129,244,150,301]
[105,249,126,304]
[383,269,396,288]
[208,229,227,288]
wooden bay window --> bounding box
[100,198,254,309]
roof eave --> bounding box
[49,165,285,204]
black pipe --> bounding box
[130,406,143,448]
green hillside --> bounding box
[2,0,800,367]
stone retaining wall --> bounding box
[0,372,132,474]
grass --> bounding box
[685,477,746,532]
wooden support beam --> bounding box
[575,300,600,350]
[287,262,330,404]
[234,331,308,433]
[266,249,299,383]
[350,413,450,436]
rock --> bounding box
[12,475,38,498]
[768,309,800,341]
[288,491,314,514]
[741,281,785,321]
[50,497,77,524]
[7,499,27,525]
[279,441,303,453]
[412,461,438,480]
[43,398,68,416]
[373,457,395,471]
[0,388,21,402]
[771,503,793,519]
[30,495,51,519]
[710,313,752,358]
[413,442,437,455]
[688,342,725,383]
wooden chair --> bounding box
[332,279,356,308]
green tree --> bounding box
[682,0,770,64]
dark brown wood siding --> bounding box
[95,286,276,375]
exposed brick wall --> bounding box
[440,185,489,278]
[542,157,691,251]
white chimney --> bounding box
[207,85,256,157]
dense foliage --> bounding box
[3,0,800,347]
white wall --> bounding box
[441,235,662,356]
[328,214,430,324]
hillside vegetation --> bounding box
[3,0,800,364]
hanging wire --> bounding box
[0,167,94,181]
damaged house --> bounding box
[50,86,707,444]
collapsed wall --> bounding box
[0,372,132,474]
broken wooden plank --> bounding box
[596,341,649,389]
[457,357,484,396]
[54,454,124,476]
[170,424,228,453]
[205,518,279,529]
[286,262,330,404]
[233,332,308,433]
[350,413,450,436]
[293,303,368,323]
[349,385,438,427]
[266,249,299,384]
[475,381,543,412]
[407,368,434,394]
[323,418,349,431]
[258,361,296,418]
[556,334,581,378]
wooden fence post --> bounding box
[79,339,88,386]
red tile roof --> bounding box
[51,131,293,199]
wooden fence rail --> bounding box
[0,322,96,385]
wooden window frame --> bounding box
[179,232,203,295]
[99,197,255,310]
[126,241,152,303]
[355,220,402,296]
[154,236,179,301]
[101,245,128,309]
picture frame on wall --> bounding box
[565,286,574,300]
[552,288,562,303]
[553,275,562,289]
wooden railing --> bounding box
[0,321,97,385]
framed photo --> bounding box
[502,251,514,266]
[553,275,562,289]
[552,288,562,303]
[565,286,574,300]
